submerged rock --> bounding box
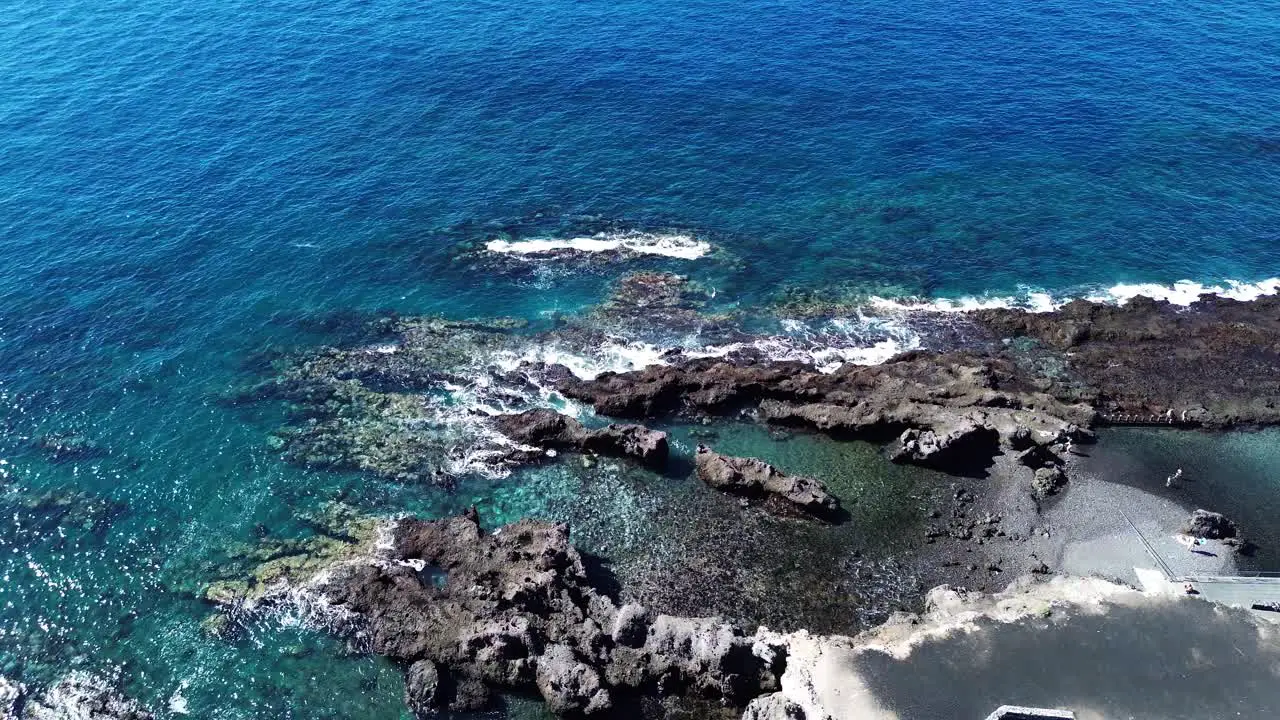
[694,446,842,521]
[1182,509,1238,539]
[493,409,669,470]
[34,432,108,463]
[0,482,125,550]
[201,501,382,610]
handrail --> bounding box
[1119,508,1175,579]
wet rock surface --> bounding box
[0,676,23,719]
[237,282,1280,494]
[694,446,841,521]
[494,409,669,470]
[208,510,783,717]
[1182,509,1238,539]
[215,288,1280,717]
[975,295,1280,427]
[559,351,1093,477]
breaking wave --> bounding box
[484,231,712,260]
[687,317,922,373]
[869,277,1280,314]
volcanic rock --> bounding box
[208,511,779,717]
[560,351,1092,476]
[1016,443,1062,470]
[975,295,1280,427]
[404,659,442,714]
[1031,466,1068,499]
[694,446,841,521]
[889,419,1000,472]
[0,677,23,719]
[1182,509,1238,539]
[493,409,669,469]
[535,644,612,716]
[610,604,651,648]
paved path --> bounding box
[1120,508,1280,618]
[1138,569,1280,619]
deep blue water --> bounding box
[2,0,1280,715]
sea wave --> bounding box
[869,277,1280,314]
[484,231,711,260]
[687,317,922,373]
[423,315,923,477]
[490,339,672,380]
[1093,278,1280,306]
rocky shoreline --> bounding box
[210,281,1280,718]
[199,503,1274,720]
[192,505,1104,719]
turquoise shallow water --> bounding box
[3,0,1280,715]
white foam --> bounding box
[491,340,669,380]
[869,288,1061,314]
[484,231,711,260]
[869,277,1280,314]
[168,681,190,715]
[1090,277,1280,306]
[687,316,923,373]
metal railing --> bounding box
[1119,508,1176,579]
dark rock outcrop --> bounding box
[889,420,1000,472]
[493,409,669,470]
[1182,509,1238,539]
[1031,466,1068,499]
[404,659,441,714]
[694,446,842,521]
[209,511,782,717]
[975,295,1280,428]
[1,676,23,719]
[560,352,1092,475]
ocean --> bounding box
[2,0,1280,715]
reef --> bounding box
[0,479,124,550]
[231,273,742,484]
[211,282,1280,717]
[202,501,383,610]
[33,432,109,463]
